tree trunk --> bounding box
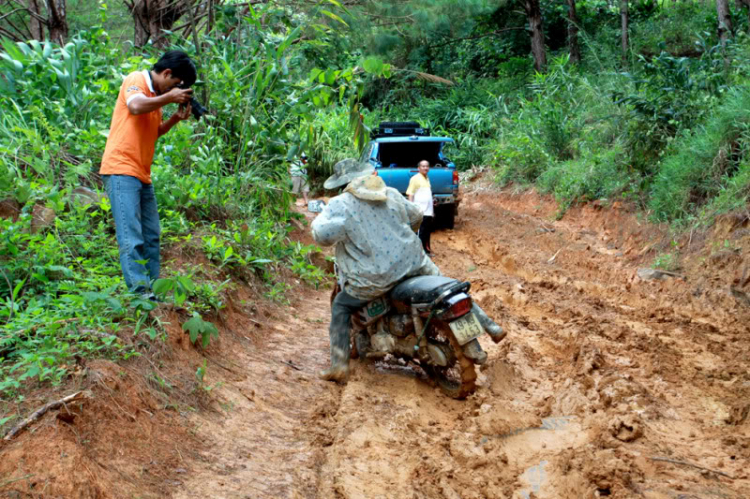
[125,0,189,47]
[621,0,629,65]
[207,0,213,34]
[567,0,581,63]
[45,0,68,44]
[743,0,750,33]
[524,0,547,72]
[27,0,45,40]
[717,0,733,46]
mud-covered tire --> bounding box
[434,204,457,230]
[422,321,477,399]
[443,205,456,230]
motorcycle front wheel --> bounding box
[421,321,477,399]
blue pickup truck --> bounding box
[359,122,460,229]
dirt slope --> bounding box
[178,183,750,499]
[3,182,749,498]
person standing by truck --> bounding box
[407,160,435,255]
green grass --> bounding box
[648,86,750,223]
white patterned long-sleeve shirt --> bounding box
[312,182,437,300]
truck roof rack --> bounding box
[371,121,430,139]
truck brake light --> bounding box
[453,171,459,184]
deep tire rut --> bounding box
[178,188,750,499]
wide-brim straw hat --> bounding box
[344,175,387,201]
[324,159,375,190]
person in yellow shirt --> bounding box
[406,160,435,255]
[100,51,196,297]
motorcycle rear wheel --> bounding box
[422,321,477,399]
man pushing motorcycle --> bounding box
[312,159,505,384]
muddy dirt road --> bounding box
[171,184,750,499]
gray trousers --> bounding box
[328,290,370,367]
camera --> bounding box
[177,83,208,120]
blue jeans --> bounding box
[103,174,160,293]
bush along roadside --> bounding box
[0,3,369,402]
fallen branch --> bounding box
[0,474,34,488]
[10,318,81,337]
[547,248,563,264]
[656,269,686,279]
[206,356,241,375]
[649,456,733,479]
[281,360,302,371]
[4,391,90,440]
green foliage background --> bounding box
[3,0,750,403]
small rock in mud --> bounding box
[585,448,641,497]
[70,186,104,207]
[0,198,20,221]
[476,410,541,437]
[609,414,644,442]
[637,268,672,281]
[31,204,56,233]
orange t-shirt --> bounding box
[100,71,163,184]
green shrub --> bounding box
[537,144,632,213]
[631,3,717,57]
[649,86,750,221]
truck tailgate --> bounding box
[378,168,455,195]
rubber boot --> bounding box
[462,338,488,365]
[472,303,506,344]
[319,346,350,384]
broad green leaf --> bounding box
[362,57,383,75]
[320,10,348,27]
[175,288,187,307]
[277,26,302,58]
[106,298,123,313]
[176,275,195,293]
[153,278,174,296]
[12,279,25,300]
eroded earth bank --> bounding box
[3,180,750,499]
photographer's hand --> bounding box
[175,102,192,121]
[158,102,193,137]
[127,87,192,115]
[164,87,193,105]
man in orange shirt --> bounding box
[100,50,196,297]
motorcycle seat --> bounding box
[390,275,470,305]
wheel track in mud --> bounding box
[316,188,750,499]
[172,290,345,499]
[177,188,750,499]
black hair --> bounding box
[152,50,197,87]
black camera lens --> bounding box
[176,83,208,120]
[189,97,207,120]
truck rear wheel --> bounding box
[436,204,456,230]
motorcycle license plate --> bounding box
[449,313,484,346]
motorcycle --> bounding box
[333,267,499,399]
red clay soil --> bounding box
[2,180,750,499]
